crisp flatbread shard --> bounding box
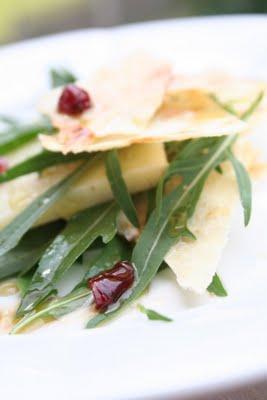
[140,89,245,141]
[39,55,246,154]
[39,53,172,152]
[40,89,246,153]
[169,72,267,116]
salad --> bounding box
[0,53,265,334]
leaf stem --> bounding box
[11,290,92,334]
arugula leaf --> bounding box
[211,90,264,121]
[83,236,131,280]
[0,150,93,183]
[86,135,236,328]
[208,91,262,227]
[210,94,237,116]
[215,165,223,174]
[156,91,263,219]
[147,188,156,218]
[241,91,264,120]
[138,304,172,322]
[0,221,64,281]
[0,157,98,257]
[164,140,189,161]
[178,137,220,159]
[17,272,34,297]
[228,151,252,226]
[156,137,228,218]
[167,208,196,240]
[159,156,211,185]
[105,150,139,227]
[207,273,227,297]
[156,153,223,218]
[50,68,77,88]
[17,202,118,315]
[0,115,18,126]
[0,121,53,155]
[13,236,129,333]
[155,176,164,219]
[11,287,92,334]
[158,261,169,272]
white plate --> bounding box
[0,15,267,400]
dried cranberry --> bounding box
[88,261,135,312]
[57,84,92,116]
[0,158,8,175]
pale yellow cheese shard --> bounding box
[0,142,167,229]
[165,167,238,293]
[164,138,262,293]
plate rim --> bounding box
[0,14,267,400]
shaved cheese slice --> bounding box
[0,143,167,228]
[40,89,246,154]
[165,168,238,293]
[164,138,261,293]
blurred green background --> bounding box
[1,0,266,45]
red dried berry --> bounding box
[88,261,135,312]
[57,84,92,116]
[0,158,8,175]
